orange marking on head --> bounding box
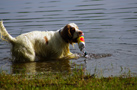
[44,36,48,45]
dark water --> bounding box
[0,0,137,77]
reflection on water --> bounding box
[11,53,111,74]
[0,0,137,77]
[12,59,70,74]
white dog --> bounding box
[0,21,83,62]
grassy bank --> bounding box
[0,69,137,90]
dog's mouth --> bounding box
[72,37,79,43]
[72,34,83,43]
[72,38,77,42]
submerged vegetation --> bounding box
[0,68,137,90]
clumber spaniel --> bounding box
[0,21,83,62]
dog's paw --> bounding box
[69,53,80,59]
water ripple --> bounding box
[0,0,137,76]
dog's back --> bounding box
[0,21,80,62]
[0,22,72,62]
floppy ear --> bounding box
[64,24,72,38]
[61,24,73,43]
[68,28,72,38]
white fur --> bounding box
[0,21,82,62]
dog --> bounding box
[0,21,83,62]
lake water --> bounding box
[0,0,137,77]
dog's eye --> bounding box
[70,27,75,32]
[70,27,73,30]
[70,28,75,35]
[73,29,75,32]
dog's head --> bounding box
[60,23,83,44]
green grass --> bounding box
[0,69,137,90]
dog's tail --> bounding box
[0,21,16,43]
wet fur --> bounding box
[0,21,82,62]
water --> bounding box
[0,0,137,77]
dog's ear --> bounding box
[68,28,73,38]
[64,24,72,38]
[61,24,74,43]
